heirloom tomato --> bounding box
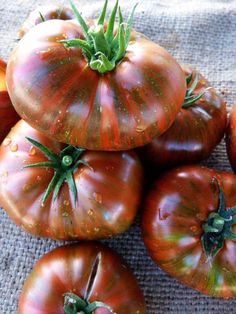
[142,165,236,298]
[6,0,186,150]
[0,59,19,143]
[139,65,227,168]
[18,4,74,38]
[226,103,236,172]
[0,120,143,240]
[19,242,147,314]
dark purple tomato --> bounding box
[0,120,143,240]
[138,65,227,168]
[142,165,236,298]
[19,242,147,313]
[7,1,186,150]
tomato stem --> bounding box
[201,178,236,258]
[24,138,92,206]
[63,292,115,314]
[182,72,212,108]
[59,0,137,74]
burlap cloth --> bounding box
[0,0,235,313]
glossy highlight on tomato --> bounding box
[226,103,236,172]
[6,1,186,150]
[18,4,74,38]
[0,120,143,240]
[142,165,236,298]
[139,65,226,168]
[0,59,19,144]
[19,242,147,314]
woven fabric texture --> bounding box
[0,0,236,313]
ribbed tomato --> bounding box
[6,1,186,150]
[0,59,19,144]
[226,103,236,172]
[18,4,74,38]
[142,165,236,298]
[138,65,227,168]
[19,242,147,314]
[0,120,143,240]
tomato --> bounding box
[0,59,19,144]
[0,120,143,240]
[6,1,186,151]
[18,4,74,38]
[226,103,236,172]
[142,165,236,298]
[138,65,227,168]
[19,242,146,314]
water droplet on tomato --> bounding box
[190,225,198,232]
[23,184,31,192]
[62,212,69,217]
[29,146,36,156]
[94,227,100,232]
[87,209,94,216]
[36,176,42,181]
[93,192,102,204]
[2,138,11,146]
[63,200,70,206]
[136,125,146,133]
[11,144,18,152]
[158,208,170,220]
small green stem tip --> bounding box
[201,178,236,258]
[24,138,91,206]
[60,0,138,74]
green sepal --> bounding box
[26,137,60,163]
[97,0,108,25]
[60,0,137,74]
[69,0,91,42]
[24,138,91,206]
[105,0,118,44]
[125,2,138,48]
[201,179,236,258]
[63,292,114,314]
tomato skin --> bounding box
[18,242,146,314]
[0,120,143,240]
[142,165,236,298]
[0,59,19,144]
[18,5,74,38]
[7,19,186,151]
[138,66,227,168]
[226,103,236,172]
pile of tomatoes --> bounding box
[0,1,235,313]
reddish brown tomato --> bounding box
[142,165,236,298]
[18,4,74,38]
[0,120,143,240]
[7,18,186,150]
[226,103,236,172]
[0,59,19,143]
[18,242,147,314]
[139,66,227,168]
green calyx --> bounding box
[60,0,137,74]
[24,137,92,206]
[64,293,115,314]
[201,179,236,258]
[182,72,212,108]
